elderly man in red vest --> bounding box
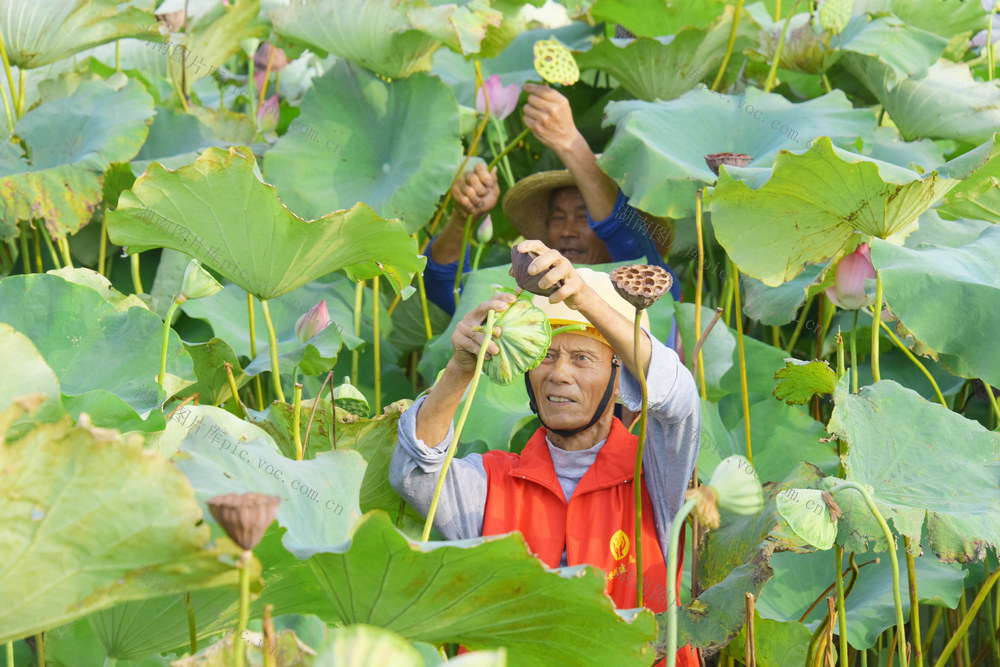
[390,240,699,666]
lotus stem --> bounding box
[833,480,907,667]
[373,277,382,415]
[850,310,859,393]
[234,551,252,667]
[834,546,848,667]
[988,2,997,82]
[633,310,648,607]
[694,190,707,398]
[984,561,1000,665]
[774,0,781,20]
[932,567,1000,667]
[57,237,72,268]
[487,114,516,187]
[130,254,143,294]
[800,553,872,623]
[472,242,486,272]
[709,0,745,91]
[550,323,588,336]
[732,265,752,465]
[5,641,12,667]
[32,225,42,273]
[39,224,60,269]
[259,299,285,403]
[764,0,803,94]
[959,588,971,666]
[876,317,946,408]
[487,126,531,171]
[923,607,943,657]
[903,536,922,667]
[293,383,303,460]
[98,210,109,276]
[422,309,497,541]
[0,72,12,134]
[256,43,277,111]
[691,308,723,400]
[184,592,197,654]
[871,270,883,383]
[983,378,1000,431]
[0,24,19,121]
[666,498,698,667]
[159,298,184,388]
[246,294,265,410]
[453,213,475,309]
[720,259,734,326]
[18,222,29,274]
[745,592,756,667]
[262,604,276,667]
[303,371,335,452]
[352,280,363,382]
[224,362,248,419]
[786,293,816,354]
[415,249,433,340]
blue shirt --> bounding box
[424,191,681,346]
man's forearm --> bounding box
[555,133,620,222]
[429,209,473,266]
[414,359,475,447]
[577,290,653,379]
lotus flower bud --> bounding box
[180,259,223,301]
[825,242,875,310]
[482,293,552,385]
[609,264,673,311]
[333,376,369,418]
[776,488,839,550]
[686,486,721,530]
[207,492,281,551]
[476,215,493,244]
[707,455,764,515]
[295,300,330,343]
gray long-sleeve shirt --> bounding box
[389,329,701,565]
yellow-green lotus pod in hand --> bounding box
[533,38,579,86]
[481,292,551,385]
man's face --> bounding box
[546,187,612,265]
[528,332,617,432]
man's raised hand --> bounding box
[451,162,499,219]
[450,292,517,374]
[516,240,596,312]
[522,83,580,154]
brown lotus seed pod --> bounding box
[609,264,673,310]
[510,247,561,297]
[704,152,752,176]
[207,492,282,551]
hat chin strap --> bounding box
[525,355,620,438]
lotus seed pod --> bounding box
[510,247,560,297]
[707,455,764,515]
[533,39,580,85]
[609,264,673,311]
[207,492,281,551]
[686,486,721,530]
[180,259,223,301]
[482,293,552,385]
[334,376,369,418]
[776,489,838,550]
[704,152,752,176]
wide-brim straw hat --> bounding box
[502,170,674,255]
[531,267,650,348]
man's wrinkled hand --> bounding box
[451,162,499,219]
[515,240,596,312]
[450,292,517,374]
[522,83,580,154]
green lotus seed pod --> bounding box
[482,293,552,385]
[707,455,764,515]
[776,488,838,550]
[334,377,369,418]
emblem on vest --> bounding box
[609,529,630,560]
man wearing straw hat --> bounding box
[390,239,699,666]
[424,84,681,341]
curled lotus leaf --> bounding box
[482,294,552,386]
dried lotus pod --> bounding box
[482,293,552,385]
[686,486,720,530]
[207,492,281,551]
[510,247,561,297]
[704,152,752,176]
[609,265,673,310]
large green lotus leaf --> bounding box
[587,0,731,35]
[0,79,154,238]
[252,398,407,515]
[864,125,945,173]
[0,0,155,69]
[62,391,167,435]
[939,135,1000,223]
[310,625,506,666]
[870,0,988,41]
[844,58,1000,145]
[0,324,64,437]
[872,227,1000,387]
[49,266,148,312]
[673,303,790,403]
[827,379,1000,562]
[270,0,499,79]
[172,405,365,559]
[244,319,344,378]
[108,146,422,298]
[773,359,838,406]
[0,273,192,414]
[0,407,246,644]
[306,511,657,666]
[707,135,1000,286]
[721,612,812,667]
[741,263,824,327]
[755,541,966,649]
[599,88,877,219]
[574,9,756,102]
[261,61,463,235]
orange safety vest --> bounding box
[481,417,697,667]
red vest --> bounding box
[481,418,697,666]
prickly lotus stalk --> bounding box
[482,292,552,385]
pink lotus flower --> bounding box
[825,243,876,310]
[476,215,493,244]
[475,75,520,120]
[295,300,330,343]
